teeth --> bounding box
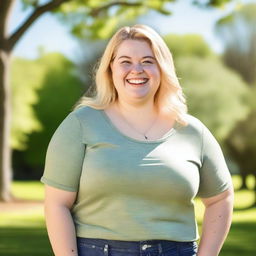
[127,79,148,84]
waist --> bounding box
[77,237,197,254]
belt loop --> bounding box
[158,243,163,254]
[103,244,109,256]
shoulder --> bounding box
[72,105,98,117]
[68,106,104,141]
[183,115,221,150]
[178,114,205,136]
[185,114,204,127]
[54,106,100,133]
[70,106,101,123]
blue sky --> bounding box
[9,0,254,60]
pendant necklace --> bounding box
[118,110,159,140]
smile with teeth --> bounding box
[126,78,149,85]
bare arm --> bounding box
[197,187,234,256]
[44,185,78,256]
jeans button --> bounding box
[142,244,148,250]
[142,244,152,250]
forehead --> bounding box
[114,39,154,58]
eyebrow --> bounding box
[117,55,156,60]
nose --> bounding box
[131,63,144,73]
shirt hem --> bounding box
[75,230,199,242]
[40,176,77,192]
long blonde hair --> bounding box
[74,24,187,125]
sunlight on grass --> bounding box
[0,212,45,227]
[11,181,44,201]
[234,189,254,208]
[232,174,255,190]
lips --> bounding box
[126,78,149,85]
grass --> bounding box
[0,176,255,256]
[11,181,44,201]
[0,181,52,255]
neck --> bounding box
[113,99,159,124]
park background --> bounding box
[0,0,256,255]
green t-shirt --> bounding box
[41,106,232,242]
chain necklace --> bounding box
[118,110,159,140]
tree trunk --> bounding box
[254,174,256,207]
[0,49,12,201]
[0,0,70,202]
[239,172,248,190]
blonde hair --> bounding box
[74,24,187,125]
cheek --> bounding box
[146,67,161,81]
[113,71,129,84]
[119,66,131,76]
[112,63,130,78]
[144,64,159,73]
[112,68,130,89]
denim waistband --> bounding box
[77,237,196,254]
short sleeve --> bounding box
[197,125,232,198]
[41,112,86,192]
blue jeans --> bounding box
[77,237,198,256]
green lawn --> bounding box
[0,181,52,256]
[0,176,255,256]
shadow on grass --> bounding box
[220,221,256,256]
[0,226,53,256]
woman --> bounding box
[41,24,234,256]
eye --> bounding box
[120,60,131,64]
[142,60,153,64]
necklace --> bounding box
[118,109,159,140]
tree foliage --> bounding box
[164,34,213,59]
[36,0,173,39]
[176,56,249,143]
[215,3,256,85]
[51,0,233,39]
[26,53,83,167]
[13,52,83,179]
[10,58,44,150]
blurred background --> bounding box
[0,0,255,255]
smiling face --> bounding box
[110,39,161,105]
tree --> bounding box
[225,107,256,205]
[10,58,45,151]
[216,3,256,85]
[215,3,256,196]
[12,53,83,179]
[0,0,233,201]
[176,55,249,143]
[163,34,213,59]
